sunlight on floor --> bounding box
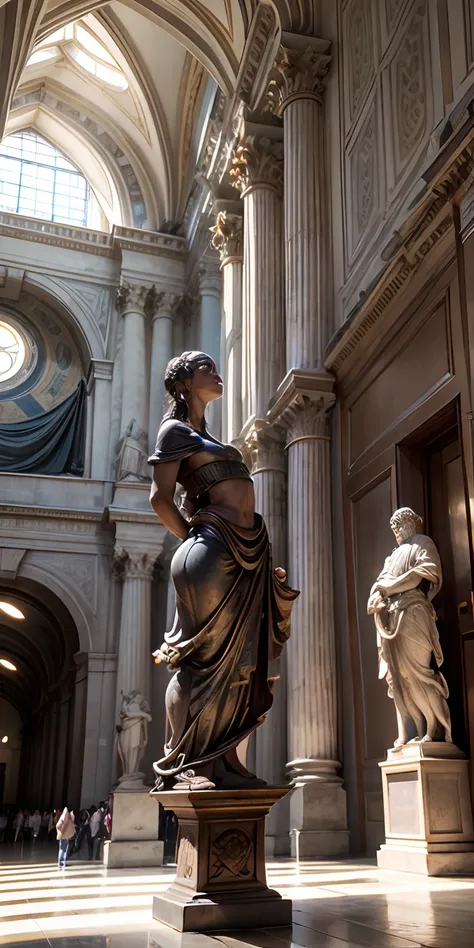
[0,850,473,946]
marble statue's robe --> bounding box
[368,533,451,741]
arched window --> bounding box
[0,131,92,226]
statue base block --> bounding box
[377,742,474,875]
[103,789,163,869]
[150,787,291,932]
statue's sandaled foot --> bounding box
[392,738,406,751]
[173,769,216,790]
[419,735,433,744]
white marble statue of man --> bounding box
[117,690,152,783]
[367,507,452,749]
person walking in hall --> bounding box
[56,807,75,869]
[49,808,60,842]
[30,810,41,840]
[23,809,31,842]
[89,805,102,860]
[13,808,23,842]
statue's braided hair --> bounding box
[163,351,210,424]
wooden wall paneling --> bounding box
[348,294,453,468]
[341,398,367,852]
[347,464,398,852]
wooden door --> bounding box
[427,431,474,770]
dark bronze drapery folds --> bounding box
[154,510,298,780]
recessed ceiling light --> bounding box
[0,658,17,671]
[0,602,25,620]
[1,736,8,743]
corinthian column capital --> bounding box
[284,395,333,443]
[268,369,336,441]
[210,210,243,265]
[116,283,157,316]
[269,35,331,114]
[243,421,286,475]
[114,547,156,581]
[230,130,283,197]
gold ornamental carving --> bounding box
[210,211,243,263]
[230,136,283,196]
[269,44,331,114]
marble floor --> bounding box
[0,846,473,947]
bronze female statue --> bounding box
[149,351,298,790]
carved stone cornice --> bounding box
[230,125,284,196]
[113,547,155,581]
[267,369,335,443]
[210,210,244,265]
[269,34,331,114]
[243,420,287,475]
[235,0,280,112]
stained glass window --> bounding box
[0,131,90,226]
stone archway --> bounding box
[0,577,85,811]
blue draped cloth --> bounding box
[0,380,86,475]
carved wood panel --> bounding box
[348,295,452,467]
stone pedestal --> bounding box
[103,790,163,869]
[151,788,291,932]
[377,742,474,875]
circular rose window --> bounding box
[0,321,26,383]
[0,314,37,395]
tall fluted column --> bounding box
[270,372,348,857]
[271,36,331,370]
[198,265,222,437]
[244,421,289,855]
[210,208,243,443]
[148,292,175,451]
[116,283,151,437]
[231,126,284,421]
[114,548,155,711]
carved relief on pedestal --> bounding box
[176,825,197,883]
[230,136,283,196]
[210,211,243,264]
[209,826,254,880]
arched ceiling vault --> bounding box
[0,0,293,230]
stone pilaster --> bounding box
[148,290,176,452]
[244,420,289,855]
[210,208,243,443]
[269,369,349,857]
[87,359,114,480]
[197,264,222,437]
[231,126,284,421]
[269,35,331,370]
[114,547,155,715]
[116,283,153,438]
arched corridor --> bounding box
[0,579,84,810]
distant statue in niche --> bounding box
[116,419,149,481]
[368,507,452,749]
[116,690,152,787]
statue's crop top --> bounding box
[148,419,252,500]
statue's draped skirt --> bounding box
[154,510,298,777]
